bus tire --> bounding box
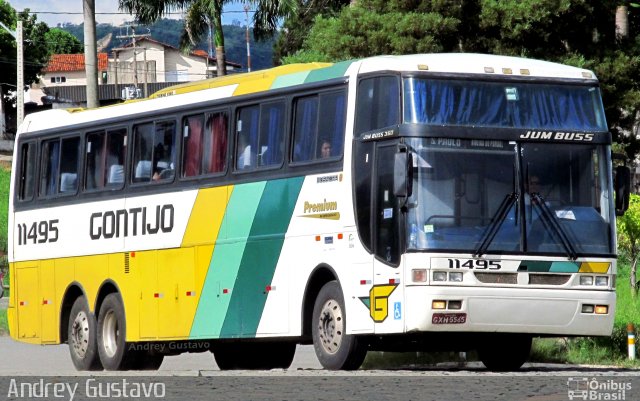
[312,281,367,370]
[68,296,102,371]
[96,293,136,370]
[478,334,532,371]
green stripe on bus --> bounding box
[304,61,353,83]
[271,71,312,89]
[522,261,552,272]
[189,182,266,339]
[220,176,304,337]
[549,262,580,273]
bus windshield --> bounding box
[406,138,614,256]
[403,78,607,131]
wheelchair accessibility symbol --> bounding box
[394,302,401,320]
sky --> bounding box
[7,0,249,27]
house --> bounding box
[38,37,242,107]
[110,37,241,84]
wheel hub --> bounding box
[317,299,343,355]
[102,310,119,358]
[71,311,89,359]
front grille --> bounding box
[474,272,517,284]
[529,274,570,286]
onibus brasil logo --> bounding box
[567,378,632,400]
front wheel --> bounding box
[68,296,102,371]
[96,293,137,370]
[312,281,367,370]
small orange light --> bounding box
[595,305,608,315]
[432,300,446,310]
[315,235,321,241]
[338,233,343,240]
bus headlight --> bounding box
[595,276,609,286]
[433,271,447,282]
[580,276,594,286]
[449,272,463,282]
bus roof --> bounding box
[18,53,597,135]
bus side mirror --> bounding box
[615,165,631,216]
[393,149,413,198]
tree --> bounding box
[618,194,640,296]
[273,0,350,65]
[284,0,640,162]
[0,3,49,133]
[119,0,296,76]
[45,28,83,54]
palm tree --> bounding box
[119,0,296,76]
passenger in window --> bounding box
[319,139,332,159]
[152,143,174,181]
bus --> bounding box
[8,53,630,371]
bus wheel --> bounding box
[478,334,532,371]
[312,281,367,370]
[97,293,136,370]
[68,296,102,371]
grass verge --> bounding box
[0,309,7,336]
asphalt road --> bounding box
[1,297,639,400]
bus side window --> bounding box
[292,96,319,163]
[132,121,176,183]
[105,128,127,186]
[40,139,60,197]
[259,101,285,167]
[355,76,400,134]
[59,137,80,193]
[182,111,228,177]
[132,123,154,183]
[236,106,259,170]
[203,111,228,174]
[317,90,346,159]
[85,131,106,190]
[39,136,80,197]
[18,142,36,201]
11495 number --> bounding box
[17,220,59,245]
[448,259,501,270]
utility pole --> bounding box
[244,3,251,72]
[116,25,149,98]
[17,20,24,126]
[84,0,99,109]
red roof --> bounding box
[43,53,108,73]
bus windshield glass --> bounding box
[403,78,607,131]
[406,138,614,256]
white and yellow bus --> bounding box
[8,53,629,371]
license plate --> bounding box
[432,313,467,324]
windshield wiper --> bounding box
[474,192,517,257]
[531,193,577,260]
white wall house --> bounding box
[108,37,241,85]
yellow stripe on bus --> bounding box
[579,262,610,274]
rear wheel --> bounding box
[97,293,137,370]
[478,334,532,371]
[68,296,102,371]
[312,281,367,370]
